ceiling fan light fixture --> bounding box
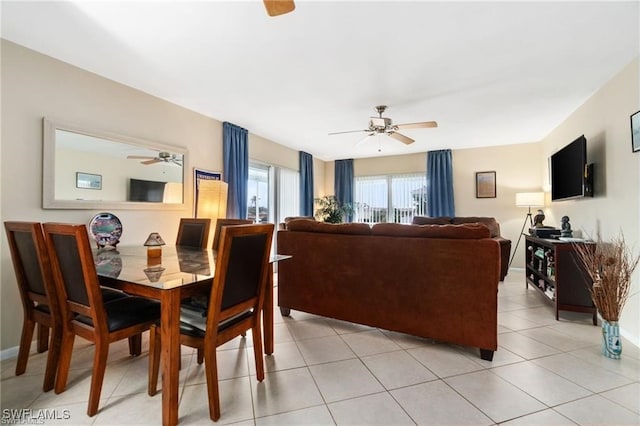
[328,105,436,146]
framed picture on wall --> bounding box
[76,172,102,190]
[475,171,496,198]
[631,110,640,153]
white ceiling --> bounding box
[2,1,638,161]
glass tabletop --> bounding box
[94,245,216,290]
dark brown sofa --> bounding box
[412,216,511,281]
[277,220,501,360]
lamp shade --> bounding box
[515,192,545,207]
[144,232,166,246]
[196,180,228,222]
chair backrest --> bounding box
[4,221,59,318]
[176,218,212,249]
[43,223,108,333]
[205,224,274,332]
[211,218,253,251]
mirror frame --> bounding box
[43,118,188,210]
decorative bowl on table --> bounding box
[89,212,122,248]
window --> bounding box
[247,163,300,224]
[247,165,270,223]
[354,173,426,224]
[276,168,300,223]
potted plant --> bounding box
[573,233,640,359]
[314,195,352,223]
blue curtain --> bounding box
[299,151,314,216]
[427,149,455,217]
[223,122,248,219]
[334,159,354,222]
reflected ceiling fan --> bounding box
[263,0,295,17]
[127,151,182,166]
[328,105,437,145]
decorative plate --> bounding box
[89,212,123,248]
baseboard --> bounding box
[0,345,19,362]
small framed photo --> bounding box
[476,171,496,198]
[76,172,102,190]
[631,110,640,153]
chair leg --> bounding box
[42,326,62,392]
[203,344,221,421]
[54,331,75,394]
[197,347,204,365]
[251,323,265,382]
[128,334,142,356]
[15,319,35,376]
[87,339,109,417]
[37,323,49,353]
[148,325,160,396]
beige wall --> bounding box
[0,40,303,353]
[323,143,542,268]
[541,59,640,345]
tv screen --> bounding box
[128,178,166,202]
[550,135,590,201]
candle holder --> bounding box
[144,232,166,265]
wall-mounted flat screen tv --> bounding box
[128,178,166,202]
[550,135,593,201]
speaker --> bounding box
[584,163,594,197]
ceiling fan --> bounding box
[263,0,295,17]
[328,105,437,145]
[127,151,182,166]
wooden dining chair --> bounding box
[148,223,274,421]
[176,218,212,249]
[42,222,162,417]
[211,218,253,251]
[4,221,61,392]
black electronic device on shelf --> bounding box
[529,227,560,239]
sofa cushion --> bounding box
[372,223,491,239]
[411,216,452,225]
[286,219,372,235]
[451,217,500,237]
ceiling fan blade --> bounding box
[396,121,438,130]
[127,155,155,159]
[263,0,295,16]
[328,129,369,135]
[141,159,162,165]
[388,132,415,145]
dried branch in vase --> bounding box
[573,233,640,322]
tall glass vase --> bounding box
[602,320,621,359]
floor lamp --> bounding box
[196,180,229,237]
[509,192,545,267]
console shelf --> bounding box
[524,235,596,325]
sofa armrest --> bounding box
[493,236,511,281]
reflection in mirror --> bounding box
[43,118,187,210]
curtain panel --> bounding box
[299,151,314,216]
[223,122,249,219]
[334,159,354,222]
[426,149,455,217]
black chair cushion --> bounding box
[178,308,253,338]
[180,295,208,316]
[75,297,160,332]
[101,287,129,303]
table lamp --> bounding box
[144,232,166,265]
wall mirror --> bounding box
[43,118,188,210]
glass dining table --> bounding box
[93,245,287,426]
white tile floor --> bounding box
[2,269,639,425]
